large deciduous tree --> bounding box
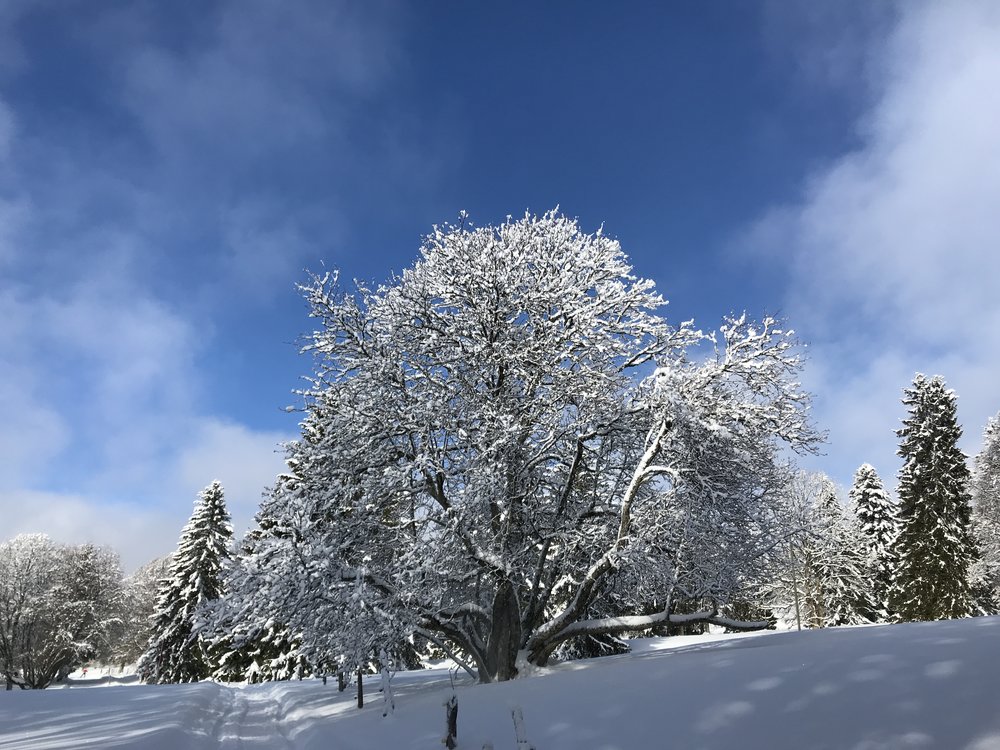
[232,211,819,682]
[890,374,976,622]
[137,481,232,683]
[0,535,124,689]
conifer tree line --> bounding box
[5,213,1000,688]
[768,374,996,629]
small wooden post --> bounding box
[357,669,364,709]
[442,695,458,748]
[380,650,395,717]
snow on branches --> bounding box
[229,210,821,682]
[137,481,233,684]
[0,535,124,689]
[890,374,975,622]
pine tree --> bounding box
[137,481,233,683]
[807,480,874,627]
[208,527,314,683]
[971,413,1000,611]
[849,464,897,620]
[889,374,975,622]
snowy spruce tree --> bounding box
[768,474,872,629]
[971,412,1000,610]
[809,481,874,626]
[236,210,820,683]
[137,481,232,683]
[849,464,896,620]
[889,375,976,622]
[206,525,315,683]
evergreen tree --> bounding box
[137,481,232,683]
[807,480,874,627]
[889,374,975,622]
[971,413,1000,611]
[207,527,314,683]
[849,463,897,620]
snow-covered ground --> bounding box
[4,617,1000,749]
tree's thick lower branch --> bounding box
[545,608,772,648]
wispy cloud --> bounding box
[746,0,1000,487]
[0,1,411,568]
[173,419,290,528]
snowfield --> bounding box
[4,617,1000,749]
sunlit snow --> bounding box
[4,617,1000,749]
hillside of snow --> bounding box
[4,617,1000,749]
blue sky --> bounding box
[2,1,999,570]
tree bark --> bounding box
[443,695,458,749]
[485,579,521,681]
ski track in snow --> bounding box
[212,688,294,750]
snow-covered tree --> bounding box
[809,481,874,626]
[762,471,822,630]
[241,210,820,682]
[889,374,976,622]
[0,535,124,689]
[849,463,896,619]
[112,555,172,668]
[971,413,1000,611]
[764,473,872,629]
[137,481,232,683]
[205,526,314,683]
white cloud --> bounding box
[0,372,69,487]
[117,1,398,164]
[173,418,292,539]
[0,417,293,571]
[0,270,294,566]
[747,0,1000,487]
[0,489,177,573]
[0,0,407,565]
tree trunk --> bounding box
[485,580,521,681]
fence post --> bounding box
[442,695,458,748]
[380,650,395,717]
